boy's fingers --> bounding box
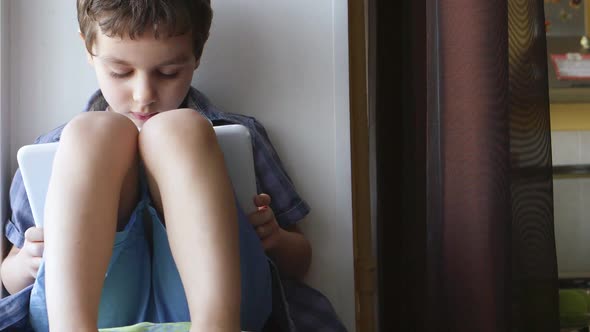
[26,242,44,257]
[257,225,267,238]
[249,211,267,226]
[249,208,273,226]
[24,227,44,242]
[30,257,42,277]
[257,221,277,239]
[254,194,271,207]
[31,256,42,270]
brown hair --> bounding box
[77,0,212,58]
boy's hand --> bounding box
[249,194,282,250]
[19,227,44,278]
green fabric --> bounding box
[560,289,590,328]
[99,323,249,331]
[99,322,191,332]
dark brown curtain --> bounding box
[432,1,512,330]
[508,0,559,330]
[377,0,558,330]
[375,1,427,331]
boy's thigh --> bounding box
[148,205,272,329]
[60,112,141,230]
[29,217,152,330]
[117,158,141,230]
[138,109,214,218]
[143,170,163,221]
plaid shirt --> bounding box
[0,88,346,331]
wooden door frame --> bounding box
[348,0,377,331]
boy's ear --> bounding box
[86,51,94,66]
[194,59,200,70]
[79,31,94,66]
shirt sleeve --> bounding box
[5,169,34,249]
[249,118,310,228]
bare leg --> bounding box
[44,112,139,331]
[139,109,241,331]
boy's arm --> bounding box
[2,246,36,294]
[1,228,44,295]
[247,118,312,279]
[250,194,312,280]
[267,223,312,280]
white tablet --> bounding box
[17,124,259,227]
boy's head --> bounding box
[76,0,213,128]
[77,0,212,60]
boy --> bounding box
[0,0,312,331]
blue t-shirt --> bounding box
[5,87,310,249]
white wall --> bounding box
[8,1,96,161]
[0,0,11,294]
[7,1,355,330]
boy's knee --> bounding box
[61,112,138,147]
[140,108,215,145]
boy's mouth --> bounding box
[131,112,159,121]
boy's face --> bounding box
[85,29,198,129]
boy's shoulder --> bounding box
[34,124,67,144]
[187,88,258,127]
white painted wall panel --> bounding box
[0,0,5,294]
[0,0,11,296]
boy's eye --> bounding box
[110,71,131,79]
[108,70,178,79]
[159,71,179,79]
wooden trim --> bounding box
[348,0,376,331]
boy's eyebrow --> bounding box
[99,54,191,66]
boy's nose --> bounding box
[132,75,157,107]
